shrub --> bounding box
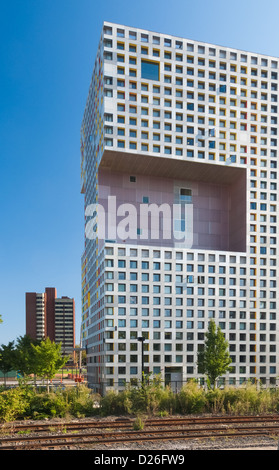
[0,388,30,422]
[27,386,100,420]
[99,375,171,416]
[63,385,100,417]
[175,380,206,414]
[223,383,277,415]
[28,390,70,419]
[0,385,100,422]
[205,387,225,414]
[145,378,176,416]
[205,383,279,415]
[100,389,132,416]
[157,386,176,415]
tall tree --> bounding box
[197,320,232,389]
[31,337,69,392]
[0,342,15,386]
[14,335,40,381]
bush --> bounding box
[175,380,206,414]
[28,386,100,420]
[157,386,176,415]
[145,378,176,415]
[64,385,100,418]
[100,389,132,416]
[205,387,226,414]
[205,383,279,415]
[0,385,100,422]
[28,390,70,419]
[0,387,31,422]
[99,376,176,417]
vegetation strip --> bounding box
[2,378,279,434]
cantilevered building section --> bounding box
[81,21,279,393]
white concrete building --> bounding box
[80,22,279,393]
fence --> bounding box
[86,377,279,395]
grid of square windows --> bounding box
[91,245,278,385]
[103,27,278,165]
[81,23,279,388]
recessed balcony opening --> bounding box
[98,152,247,252]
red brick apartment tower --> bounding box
[45,287,57,342]
[25,292,44,340]
[26,288,75,357]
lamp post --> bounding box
[137,336,146,385]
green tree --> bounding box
[0,342,16,386]
[31,337,69,392]
[197,320,232,389]
[14,335,40,382]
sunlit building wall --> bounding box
[81,22,279,393]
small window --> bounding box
[180,188,192,204]
[141,60,159,81]
[130,176,136,183]
[117,29,125,38]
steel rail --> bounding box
[1,413,279,434]
[1,421,279,450]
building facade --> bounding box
[26,287,75,358]
[81,21,279,393]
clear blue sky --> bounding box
[1,0,279,345]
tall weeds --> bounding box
[1,381,279,422]
[99,381,279,417]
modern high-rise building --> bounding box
[81,21,279,393]
[26,287,75,358]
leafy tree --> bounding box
[0,342,16,386]
[14,335,40,382]
[31,337,69,392]
[197,320,232,389]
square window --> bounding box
[141,60,159,81]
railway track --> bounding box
[0,415,279,450]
